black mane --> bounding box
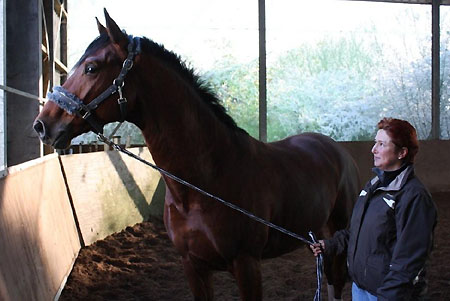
[75,34,244,133]
[139,37,244,133]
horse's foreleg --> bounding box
[231,254,262,301]
[182,257,214,301]
[331,252,347,299]
[324,252,346,300]
[325,184,354,301]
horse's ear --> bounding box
[96,17,107,35]
[103,8,127,48]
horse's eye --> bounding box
[84,64,97,74]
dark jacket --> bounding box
[325,165,437,300]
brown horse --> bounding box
[34,10,360,300]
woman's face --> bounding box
[372,129,406,171]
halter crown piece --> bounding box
[46,35,141,134]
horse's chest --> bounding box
[165,204,230,261]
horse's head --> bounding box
[34,9,139,149]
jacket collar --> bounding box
[370,164,414,192]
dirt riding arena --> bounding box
[60,192,449,300]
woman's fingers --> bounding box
[309,240,325,257]
[310,243,322,256]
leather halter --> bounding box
[46,35,141,134]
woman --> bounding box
[311,118,437,300]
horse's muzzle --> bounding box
[33,119,49,142]
[33,118,71,149]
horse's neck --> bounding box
[133,61,242,178]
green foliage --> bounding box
[202,14,444,141]
[203,56,259,137]
[273,34,377,78]
[72,121,144,145]
[266,34,383,141]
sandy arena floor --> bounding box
[60,192,449,300]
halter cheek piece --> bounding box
[46,35,141,134]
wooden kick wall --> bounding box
[341,140,450,193]
[60,147,164,245]
[0,154,80,301]
[0,148,163,300]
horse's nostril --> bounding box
[33,119,46,137]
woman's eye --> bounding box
[84,64,97,74]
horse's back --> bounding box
[270,132,359,184]
[271,132,348,160]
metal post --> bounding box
[431,0,440,139]
[258,0,267,142]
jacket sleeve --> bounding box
[324,228,350,257]
[377,188,437,301]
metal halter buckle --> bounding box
[122,58,133,70]
[117,84,127,104]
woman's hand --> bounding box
[310,240,325,257]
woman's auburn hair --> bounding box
[377,117,419,163]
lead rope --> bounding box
[309,231,323,301]
[97,132,324,300]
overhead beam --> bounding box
[347,0,450,5]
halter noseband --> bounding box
[46,35,141,134]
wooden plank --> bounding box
[54,0,68,19]
[41,43,48,55]
[0,154,81,301]
[55,57,68,74]
[60,147,164,245]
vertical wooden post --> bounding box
[6,0,41,166]
[431,0,440,139]
[0,0,5,173]
[258,0,267,142]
